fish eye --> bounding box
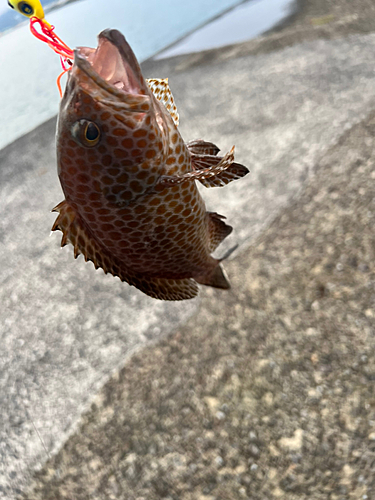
[85,122,100,143]
[18,1,34,15]
[71,120,101,147]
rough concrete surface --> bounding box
[23,108,375,500]
[0,0,374,498]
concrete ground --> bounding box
[1,0,374,498]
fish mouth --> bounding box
[74,29,148,97]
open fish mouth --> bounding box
[74,29,147,97]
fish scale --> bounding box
[53,29,249,300]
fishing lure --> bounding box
[8,0,46,22]
[8,0,74,95]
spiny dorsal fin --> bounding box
[51,200,198,300]
[146,78,179,126]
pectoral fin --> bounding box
[191,153,249,188]
[186,139,220,156]
[156,146,244,188]
[156,146,249,189]
[147,78,179,126]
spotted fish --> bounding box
[52,29,249,300]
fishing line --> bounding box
[8,0,74,97]
[29,17,74,97]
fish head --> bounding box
[57,29,170,199]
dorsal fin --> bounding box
[51,200,199,300]
[135,275,199,300]
[146,78,179,126]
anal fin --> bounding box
[194,264,230,290]
[207,212,232,252]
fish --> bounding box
[52,29,249,300]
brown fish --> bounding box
[52,29,249,300]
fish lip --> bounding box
[74,29,148,98]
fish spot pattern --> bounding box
[53,40,247,299]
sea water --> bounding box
[0,0,295,150]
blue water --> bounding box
[0,0,294,150]
[157,0,295,58]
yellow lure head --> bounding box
[8,0,45,20]
[8,0,72,96]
